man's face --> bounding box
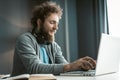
[37,13,59,43]
[43,13,59,36]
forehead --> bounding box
[45,13,59,22]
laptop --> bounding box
[61,33,120,76]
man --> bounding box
[11,1,96,76]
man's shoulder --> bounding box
[20,32,33,38]
[17,32,36,43]
[18,32,34,39]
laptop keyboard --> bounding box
[61,70,95,76]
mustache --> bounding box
[50,30,57,33]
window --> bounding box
[107,0,120,37]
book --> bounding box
[6,74,56,80]
[0,74,10,79]
[29,74,56,80]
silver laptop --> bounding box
[61,33,120,76]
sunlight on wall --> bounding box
[107,0,120,37]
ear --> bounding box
[37,19,41,29]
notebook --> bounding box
[61,33,120,76]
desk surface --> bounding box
[56,64,120,80]
[56,72,120,80]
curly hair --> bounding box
[31,1,63,30]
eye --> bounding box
[50,21,55,24]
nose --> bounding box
[53,24,58,30]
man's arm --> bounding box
[63,56,96,72]
[52,42,96,72]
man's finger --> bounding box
[82,56,96,69]
[80,60,94,71]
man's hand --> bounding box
[64,56,96,72]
